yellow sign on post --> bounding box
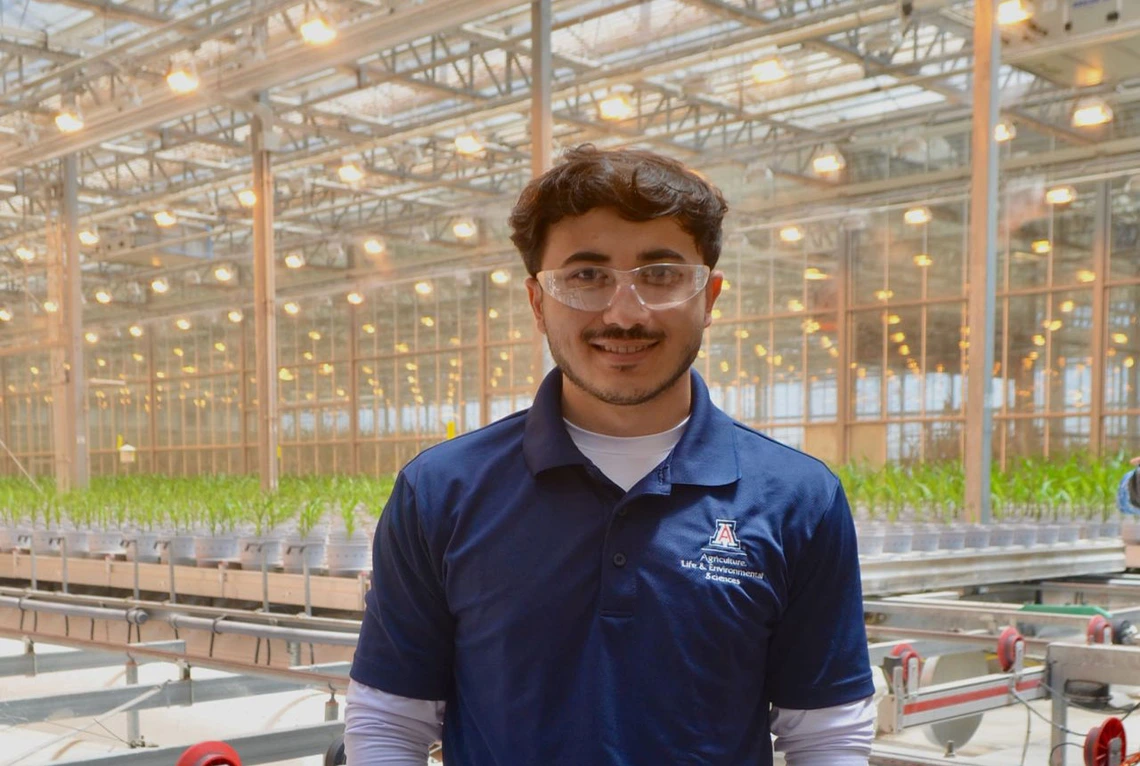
[446,420,456,440]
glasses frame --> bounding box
[535,263,712,312]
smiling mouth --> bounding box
[589,341,659,355]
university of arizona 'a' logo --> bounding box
[709,519,741,550]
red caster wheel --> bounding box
[176,741,241,766]
[1084,717,1127,766]
[1088,615,1114,645]
[997,627,1025,672]
[890,643,922,687]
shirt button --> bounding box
[613,553,627,567]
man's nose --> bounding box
[601,280,651,327]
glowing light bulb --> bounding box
[997,0,1032,25]
[300,14,337,45]
[0,308,11,322]
[454,132,485,156]
[283,301,300,316]
[154,210,178,227]
[84,331,98,344]
[751,57,787,84]
[995,121,1017,143]
[804,267,828,281]
[94,288,113,304]
[1072,98,1113,128]
[165,61,200,95]
[1045,185,1076,205]
[779,225,804,243]
[55,107,84,133]
[598,93,635,121]
[79,229,100,246]
[414,281,434,296]
[175,317,192,330]
[284,253,305,270]
[346,291,364,305]
[337,162,364,184]
[15,247,35,263]
[1032,239,1052,254]
[490,269,511,285]
[43,300,58,314]
[904,206,932,225]
[214,265,234,283]
[453,219,478,240]
[913,254,934,267]
[227,309,244,323]
[811,147,845,175]
[151,277,170,294]
[237,189,257,208]
[363,238,386,255]
[129,324,144,338]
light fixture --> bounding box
[887,314,901,325]
[308,330,322,341]
[165,60,200,95]
[490,269,511,285]
[811,146,846,175]
[283,301,300,315]
[779,225,804,243]
[361,323,376,334]
[299,13,337,45]
[1072,98,1114,128]
[1112,332,1129,345]
[891,332,906,343]
[1077,269,1096,283]
[1046,185,1076,205]
[55,107,84,134]
[227,309,244,323]
[151,277,170,294]
[997,0,1032,25]
[899,344,911,356]
[284,252,305,269]
[421,316,435,327]
[1059,300,1075,313]
[994,121,1017,143]
[875,289,894,302]
[346,291,364,305]
[94,288,113,304]
[454,132,485,156]
[414,281,434,296]
[453,218,478,240]
[84,331,98,344]
[43,300,58,314]
[0,308,11,322]
[1031,239,1052,254]
[803,267,829,281]
[913,254,934,267]
[598,93,635,122]
[129,324,144,338]
[904,206,932,225]
[278,367,295,382]
[15,247,35,263]
[237,189,257,208]
[337,162,364,184]
[214,264,235,282]
[175,317,192,330]
[79,229,100,246]
[751,57,787,84]
[154,210,178,227]
[363,238,386,256]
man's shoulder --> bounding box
[403,409,530,483]
[728,420,839,495]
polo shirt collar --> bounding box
[523,368,740,488]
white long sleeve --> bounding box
[344,680,444,765]
[770,697,875,766]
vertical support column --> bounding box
[836,231,853,464]
[530,0,553,177]
[51,154,88,490]
[964,0,1000,524]
[348,302,360,473]
[125,657,140,744]
[251,112,278,492]
[1089,181,1110,455]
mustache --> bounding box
[582,326,664,343]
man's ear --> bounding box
[526,277,547,335]
[703,270,724,329]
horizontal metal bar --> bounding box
[867,637,996,666]
[1047,642,1140,686]
[867,598,1116,629]
[0,640,185,678]
[167,614,359,647]
[900,669,1047,728]
[0,595,148,625]
[56,721,344,766]
[0,625,350,691]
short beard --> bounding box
[548,327,702,407]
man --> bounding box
[346,145,875,765]
[1119,456,1140,514]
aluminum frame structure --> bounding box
[2,0,1140,476]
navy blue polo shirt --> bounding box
[351,369,873,765]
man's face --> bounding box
[526,207,723,407]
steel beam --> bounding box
[530,0,553,177]
[1089,181,1110,453]
[251,111,278,492]
[963,0,999,524]
[55,721,344,766]
[0,666,343,726]
[0,640,185,678]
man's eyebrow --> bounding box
[557,248,688,267]
[637,248,686,262]
[559,251,610,266]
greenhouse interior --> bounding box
[3,0,1140,763]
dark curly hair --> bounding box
[508,144,728,276]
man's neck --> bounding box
[560,373,692,437]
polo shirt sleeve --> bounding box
[350,470,455,700]
[765,480,874,710]
[1119,469,1140,515]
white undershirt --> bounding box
[562,416,688,491]
[344,419,873,765]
